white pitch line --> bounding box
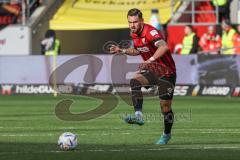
[175,128,240,131]
[0,133,86,137]
[0,133,55,137]
[0,126,123,130]
[1,130,240,137]
[121,132,131,135]
[1,127,240,131]
[181,131,240,134]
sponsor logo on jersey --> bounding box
[150,30,158,37]
[167,87,174,96]
[136,46,150,52]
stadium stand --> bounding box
[0,3,240,159]
[195,1,216,23]
[167,0,219,53]
[0,1,21,28]
[0,0,64,55]
[0,0,239,54]
[0,0,43,27]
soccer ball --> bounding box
[58,132,77,150]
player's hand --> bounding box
[109,45,121,54]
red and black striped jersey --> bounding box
[130,24,176,77]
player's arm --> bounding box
[121,48,140,56]
[109,45,139,56]
[146,39,169,62]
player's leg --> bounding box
[125,70,154,125]
[156,99,174,144]
[131,72,149,113]
[156,75,176,144]
[161,100,174,135]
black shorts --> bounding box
[139,70,176,100]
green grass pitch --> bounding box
[0,95,240,160]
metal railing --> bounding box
[170,0,219,25]
[238,0,240,24]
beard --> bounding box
[130,27,137,33]
[130,25,143,34]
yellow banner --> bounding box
[50,0,180,30]
[74,0,171,11]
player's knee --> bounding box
[160,100,172,112]
[130,79,142,90]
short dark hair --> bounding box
[127,8,143,19]
[186,25,193,30]
[45,29,56,38]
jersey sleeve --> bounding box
[146,29,165,48]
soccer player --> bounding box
[110,8,176,145]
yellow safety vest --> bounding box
[45,39,60,56]
[222,29,236,55]
[181,33,195,55]
[212,0,227,6]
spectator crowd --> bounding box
[179,19,240,55]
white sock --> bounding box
[135,111,143,119]
[163,132,171,136]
